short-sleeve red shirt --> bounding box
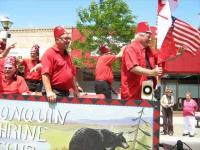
[0,75,30,94]
[121,40,157,100]
[41,45,76,91]
[95,54,117,83]
[22,59,41,80]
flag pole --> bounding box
[154,0,164,101]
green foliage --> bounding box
[73,0,136,69]
[135,134,151,150]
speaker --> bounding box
[141,80,153,100]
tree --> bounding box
[72,0,136,69]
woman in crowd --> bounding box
[182,91,198,137]
[161,87,175,136]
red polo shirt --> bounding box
[0,75,30,94]
[41,45,76,91]
[22,59,41,80]
[121,40,157,100]
[95,54,116,84]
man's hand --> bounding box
[30,63,42,73]
[152,66,163,76]
[8,43,16,49]
[46,91,57,103]
[78,86,83,92]
[177,46,185,56]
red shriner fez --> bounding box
[99,45,111,54]
[136,22,152,33]
[53,26,67,39]
[4,56,17,68]
[31,44,40,53]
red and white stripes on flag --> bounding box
[171,16,200,55]
[157,0,179,49]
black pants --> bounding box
[162,107,173,134]
[42,87,69,98]
[26,79,42,92]
[94,80,111,99]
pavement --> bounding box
[159,111,200,150]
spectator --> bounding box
[41,26,80,102]
[0,56,30,94]
[95,45,124,99]
[161,87,175,136]
[182,91,198,137]
[18,44,42,93]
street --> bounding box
[160,112,200,150]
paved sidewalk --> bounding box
[160,113,200,150]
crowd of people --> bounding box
[0,22,199,139]
[0,22,186,100]
[1,22,167,101]
[160,88,199,137]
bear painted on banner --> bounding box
[69,128,129,150]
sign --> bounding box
[0,95,160,150]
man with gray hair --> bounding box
[121,22,163,100]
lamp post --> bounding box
[0,16,13,39]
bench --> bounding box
[195,116,200,128]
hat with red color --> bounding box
[53,26,67,39]
[31,44,40,53]
[4,56,17,68]
[99,45,111,54]
[136,22,152,33]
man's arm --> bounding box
[30,63,42,73]
[0,43,16,59]
[130,65,163,77]
[42,73,56,103]
[72,77,83,98]
[116,45,126,58]
[165,47,185,62]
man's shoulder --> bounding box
[43,47,56,56]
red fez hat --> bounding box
[53,26,66,39]
[4,56,17,68]
[31,44,40,53]
[136,22,152,33]
[99,45,111,54]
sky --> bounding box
[0,0,199,29]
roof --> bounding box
[165,50,200,74]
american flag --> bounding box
[171,16,200,54]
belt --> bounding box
[26,79,41,83]
[96,80,111,84]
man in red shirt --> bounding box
[19,44,42,92]
[121,22,163,100]
[0,39,16,74]
[41,26,80,102]
[95,45,124,99]
[0,56,30,94]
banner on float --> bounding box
[0,97,160,150]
